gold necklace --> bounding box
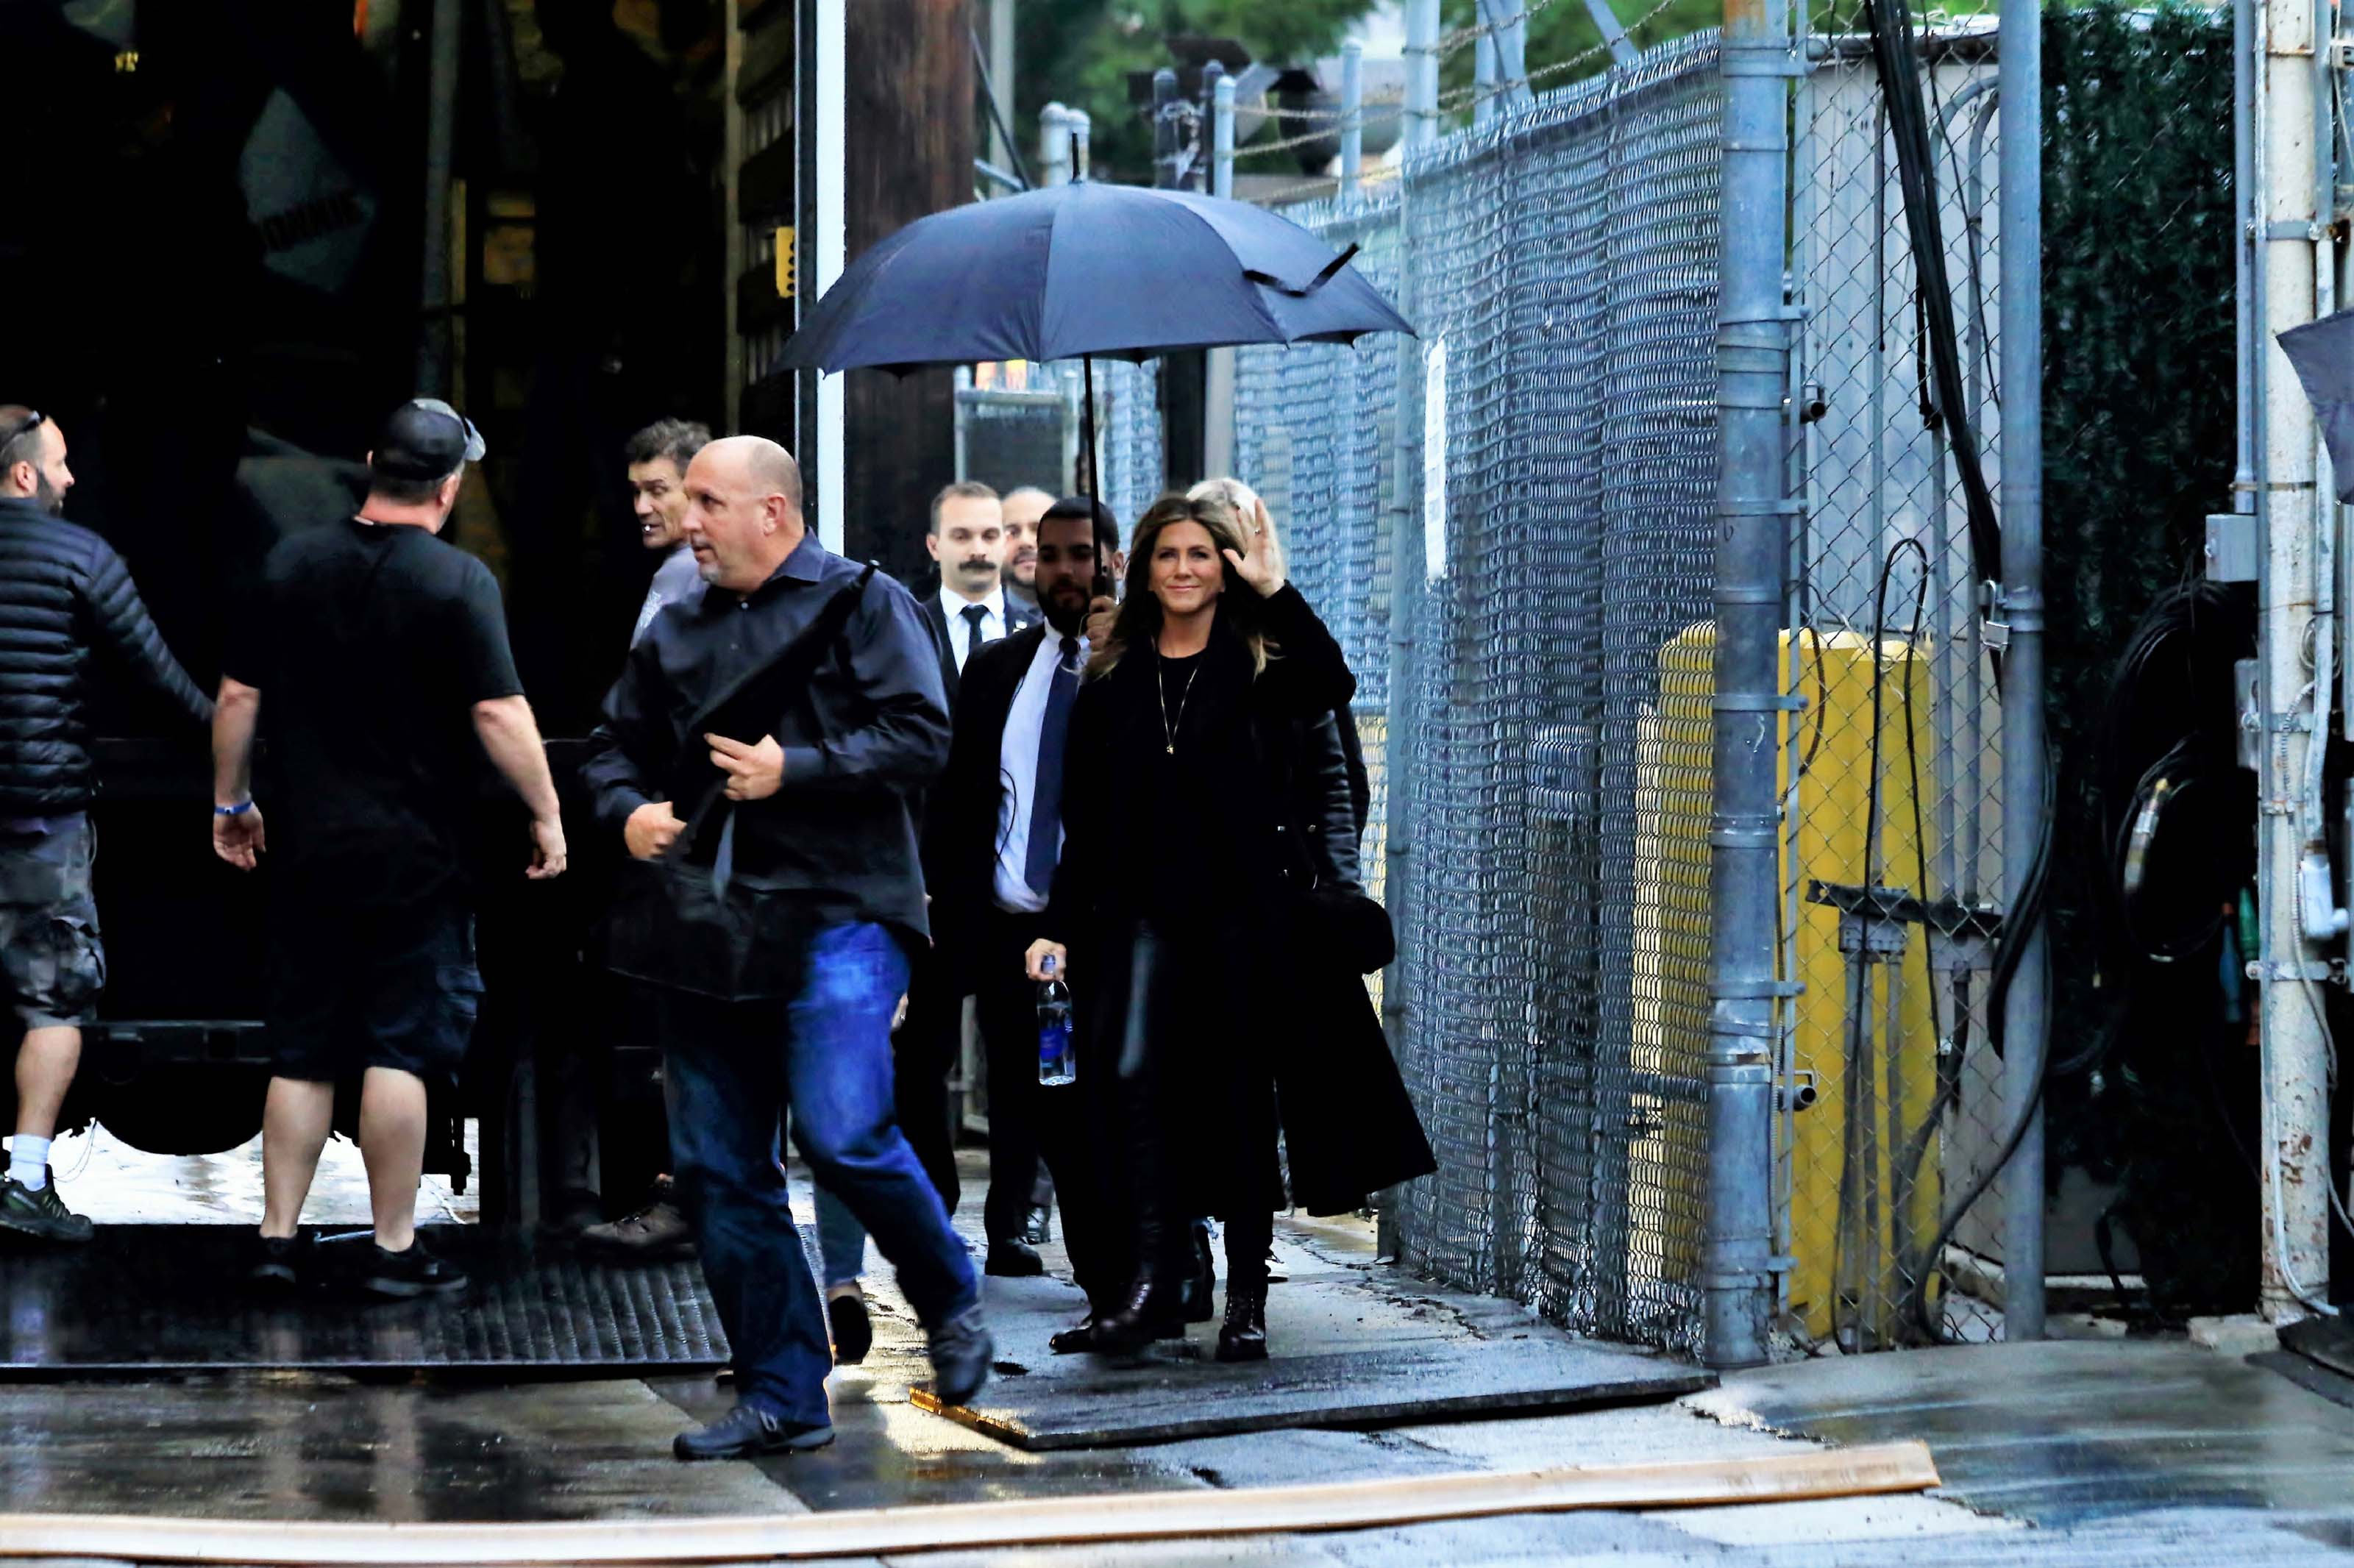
[1156,646,1200,755]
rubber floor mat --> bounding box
[0,1225,727,1374]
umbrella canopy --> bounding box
[781,181,1412,374]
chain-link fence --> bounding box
[1200,34,1728,1354]
[1077,4,2230,1357]
[1779,15,2010,1350]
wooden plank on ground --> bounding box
[0,1440,1941,1565]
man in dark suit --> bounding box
[926,496,1123,1300]
[917,481,1039,702]
[892,482,1040,1245]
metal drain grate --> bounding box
[0,1225,728,1374]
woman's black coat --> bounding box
[1045,583,1434,1217]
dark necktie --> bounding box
[1025,637,1081,897]
[961,602,989,668]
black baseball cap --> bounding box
[371,397,487,481]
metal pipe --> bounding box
[414,0,463,396]
[989,0,1017,179]
[1378,0,1443,1264]
[1204,76,1238,478]
[1071,110,1092,180]
[1201,60,1226,195]
[1212,73,1236,198]
[2253,0,2336,1321]
[2237,0,2259,518]
[1153,68,1184,190]
[1340,41,1365,201]
[1703,0,1793,1370]
[1582,0,1642,67]
[1475,32,1498,130]
[1997,0,2048,1343]
[1040,103,1073,188]
[1407,0,1443,146]
[970,26,1033,190]
[813,0,846,552]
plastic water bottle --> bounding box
[1037,956,1075,1086]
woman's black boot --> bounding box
[1091,1216,1186,1353]
[1180,1219,1216,1324]
[1216,1281,1268,1362]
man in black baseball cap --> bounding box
[213,394,563,1299]
[370,398,488,486]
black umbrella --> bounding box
[779,180,1412,509]
[2280,308,2354,502]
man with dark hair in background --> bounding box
[928,495,1124,1304]
[998,486,1054,618]
[555,417,714,1262]
[0,405,213,1242]
[627,418,712,644]
[213,398,568,1298]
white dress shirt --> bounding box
[632,544,703,646]
[939,585,1008,673]
[994,630,1087,913]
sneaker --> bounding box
[0,1174,92,1244]
[577,1197,696,1264]
[828,1288,873,1366]
[249,1232,316,1292]
[927,1303,994,1406]
[673,1404,833,1461]
[357,1238,469,1300]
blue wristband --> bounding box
[214,800,255,817]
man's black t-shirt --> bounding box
[225,518,525,917]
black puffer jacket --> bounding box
[0,496,213,815]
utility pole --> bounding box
[2251,0,2336,1323]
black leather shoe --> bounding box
[928,1305,995,1406]
[985,1239,1045,1277]
[249,1232,315,1293]
[357,1239,468,1300]
[1217,1283,1268,1363]
[1091,1269,1186,1354]
[828,1291,872,1366]
[673,1405,833,1461]
[1178,1220,1215,1324]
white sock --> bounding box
[11,1136,52,1190]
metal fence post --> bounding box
[1704,0,1793,1372]
[1205,76,1238,478]
[1996,0,2049,1344]
[1340,41,1365,202]
[1071,110,1092,180]
[1379,0,1443,1266]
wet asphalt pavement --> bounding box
[6,1144,2354,1566]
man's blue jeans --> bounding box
[662,922,978,1425]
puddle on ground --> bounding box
[29,1123,478,1227]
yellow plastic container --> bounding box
[1641,624,1950,1346]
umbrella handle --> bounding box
[1245,243,1362,299]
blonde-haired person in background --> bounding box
[1181,480,1370,838]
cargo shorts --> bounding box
[0,817,106,1030]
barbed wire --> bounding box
[1240,0,1691,168]
[1434,0,1573,59]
